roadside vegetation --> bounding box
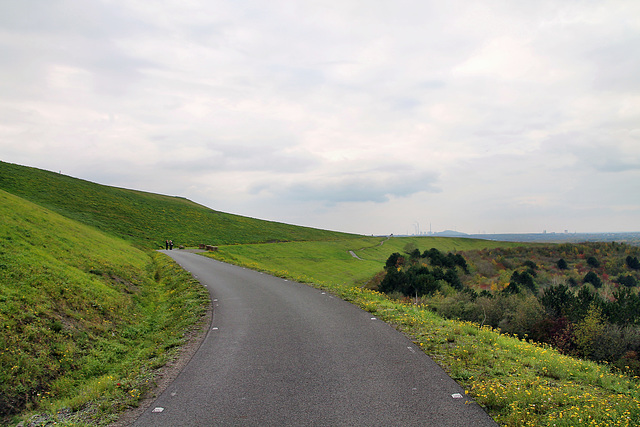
[372,243,640,375]
[0,190,209,425]
[205,239,640,426]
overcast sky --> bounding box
[1,1,639,235]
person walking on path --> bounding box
[165,240,169,250]
[169,240,173,250]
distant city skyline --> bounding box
[1,1,639,235]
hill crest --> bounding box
[0,161,356,248]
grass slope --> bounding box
[204,238,640,426]
[0,161,355,248]
[0,190,209,425]
[206,236,523,287]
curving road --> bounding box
[132,250,496,426]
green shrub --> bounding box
[587,256,600,268]
[584,271,603,288]
[617,274,638,287]
[574,305,606,359]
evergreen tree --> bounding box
[584,271,603,288]
[626,256,640,270]
[587,256,600,268]
[540,284,575,318]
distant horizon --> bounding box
[427,230,640,235]
[391,229,640,245]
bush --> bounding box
[427,292,480,321]
[589,323,626,363]
[380,251,466,298]
[573,305,606,359]
[557,258,568,270]
[496,294,545,337]
[540,284,575,318]
[617,274,638,287]
[509,270,537,293]
[583,271,602,288]
[587,256,600,268]
[626,256,640,270]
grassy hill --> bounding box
[0,161,355,248]
[0,189,209,424]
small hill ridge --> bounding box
[0,161,356,248]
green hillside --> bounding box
[0,161,356,248]
[0,190,209,424]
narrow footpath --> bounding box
[132,250,497,426]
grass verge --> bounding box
[0,190,209,425]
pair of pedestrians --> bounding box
[165,240,174,250]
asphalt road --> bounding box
[132,250,497,426]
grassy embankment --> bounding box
[205,240,640,426]
[0,190,210,425]
[0,161,356,249]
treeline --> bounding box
[371,243,640,375]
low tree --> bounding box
[572,286,602,321]
[584,271,603,288]
[626,256,640,270]
[574,305,606,360]
[540,284,575,318]
[605,287,640,325]
[557,258,568,270]
[379,268,407,295]
[509,270,537,293]
[454,253,470,273]
[385,252,404,269]
[617,274,638,288]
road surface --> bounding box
[132,250,496,426]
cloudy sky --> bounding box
[1,1,639,235]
